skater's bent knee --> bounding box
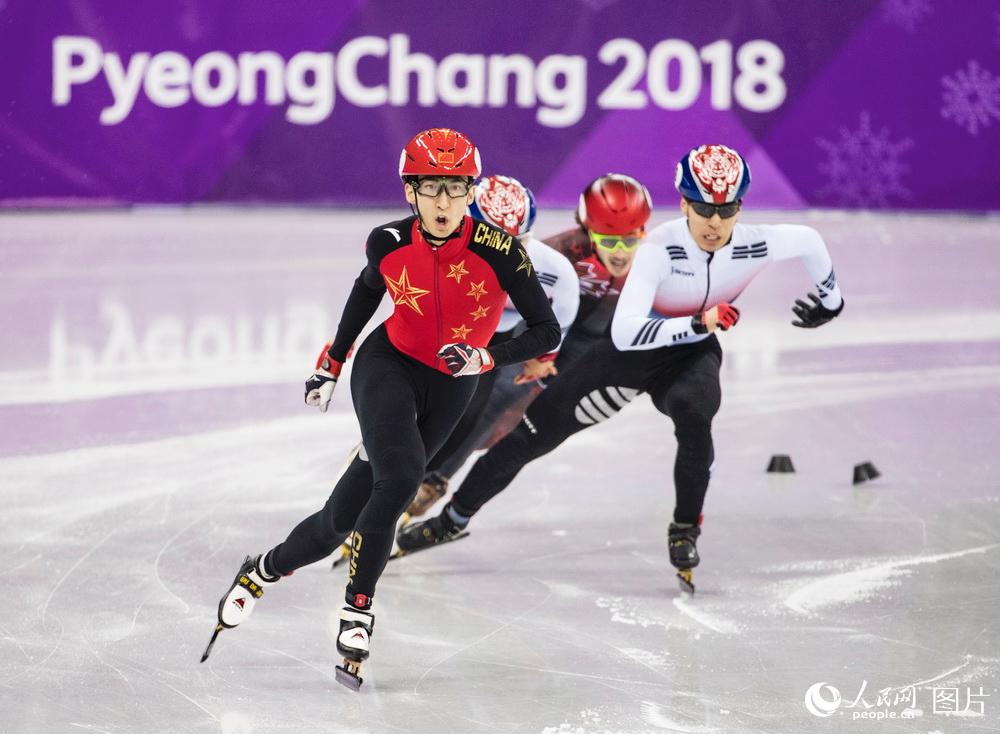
[661,393,717,422]
[371,446,424,484]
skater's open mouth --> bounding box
[435,215,448,225]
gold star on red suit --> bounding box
[384,266,430,315]
[466,280,488,302]
[450,324,473,340]
[446,260,469,284]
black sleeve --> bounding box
[487,241,560,367]
[326,229,392,363]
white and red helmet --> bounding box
[469,175,537,237]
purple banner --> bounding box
[1,0,998,209]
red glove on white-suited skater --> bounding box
[691,303,740,334]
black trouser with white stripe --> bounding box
[450,336,722,525]
[266,326,478,598]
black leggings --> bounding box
[451,336,721,525]
[424,330,511,477]
[426,330,602,480]
[266,326,478,598]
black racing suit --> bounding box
[266,215,559,600]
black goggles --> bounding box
[412,177,473,198]
[685,198,741,219]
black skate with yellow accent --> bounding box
[393,504,469,558]
[331,513,413,571]
[668,523,701,594]
[405,472,449,518]
[335,602,375,691]
[330,533,354,570]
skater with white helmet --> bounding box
[398,145,844,594]
[402,174,580,518]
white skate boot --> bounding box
[335,603,375,690]
[200,554,279,662]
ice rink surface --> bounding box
[2,208,999,733]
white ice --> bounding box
[1,208,998,733]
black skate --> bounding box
[333,514,410,571]
[393,506,469,558]
[335,605,375,690]
[201,554,278,662]
[668,523,701,595]
[330,533,354,570]
[405,472,449,518]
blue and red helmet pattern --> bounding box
[675,144,751,204]
[469,175,536,237]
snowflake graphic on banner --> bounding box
[881,0,933,32]
[941,61,1000,135]
[815,112,913,208]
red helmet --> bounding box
[399,128,482,179]
[577,174,652,235]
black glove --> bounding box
[791,293,843,328]
[437,343,495,376]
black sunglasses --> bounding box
[685,198,741,219]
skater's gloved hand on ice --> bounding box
[691,303,740,334]
[305,342,343,412]
[438,343,495,377]
[791,293,843,328]
[514,355,558,385]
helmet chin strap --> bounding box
[410,193,465,246]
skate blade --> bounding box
[330,542,352,570]
[200,623,224,663]
[335,660,363,690]
[390,530,469,560]
[676,569,695,595]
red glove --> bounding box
[692,303,740,334]
[305,342,343,412]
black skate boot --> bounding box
[335,597,375,691]
[394,503,470,557]
[405,472,449,518]
[668,523,701,595]
[331,532,354,570]
[201,554,279,662]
